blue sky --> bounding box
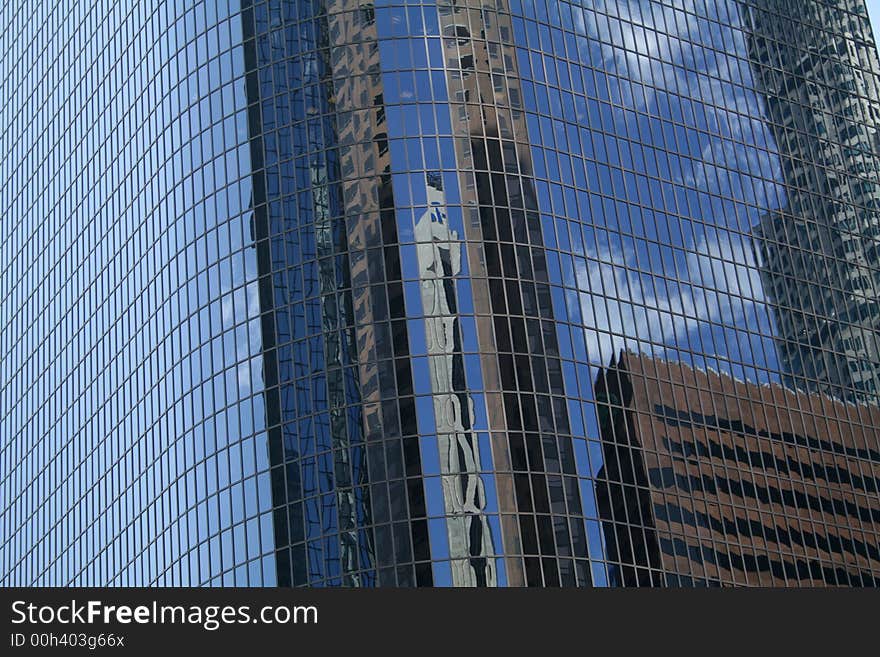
[869,0,880,46]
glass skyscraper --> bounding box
[2,0,879,587]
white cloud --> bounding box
[575,228,769,369]
[576,0,786,211]
[561,0,786,380]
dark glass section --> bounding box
[242,0,436,587]
[472,134,591,587]
[593,358,663,587]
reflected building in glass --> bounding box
[2,0,880,587]
[747,0,880,404]
[594,351,880,586]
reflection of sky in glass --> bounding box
[1,3,274,585]
[511,0,787,387]
[868,0,880,51]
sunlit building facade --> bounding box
[2,0,879,587]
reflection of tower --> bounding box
[437,0,591,586]
[416,174,495,586]
[745,0,880,404]
[247,0,435,587]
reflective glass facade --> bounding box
[2,0,880,587]
[2,1,275,586]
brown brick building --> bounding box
[594,352,880,586]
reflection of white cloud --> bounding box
[576,0,785,211]
[576,230,766,366]
[687,229,765,320]
[215,268,263,395]
[559,0,788,379]
[247,280,261,319]
[221,292,235,328]
[237,360,252,395]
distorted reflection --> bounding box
[416,173,496,587]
